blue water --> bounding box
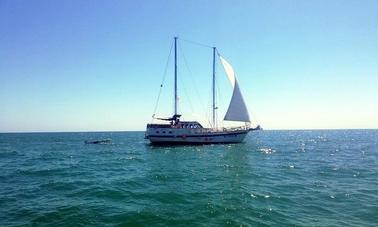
[0,130,377,226]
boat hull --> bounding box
[147,130,249,145]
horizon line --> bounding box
[1,128,377,134]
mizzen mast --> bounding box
[174,37,178,116]
[212,47,216,129]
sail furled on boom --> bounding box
[219,55,251,122]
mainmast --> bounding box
[212,47,216,128]
[174,37,178,116]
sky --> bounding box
[0,0,377,132]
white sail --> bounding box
[219,56,251,122]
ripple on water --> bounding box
[258,148,275,154]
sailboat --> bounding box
[145,37,260,144]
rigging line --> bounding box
[177,44,201,119]
[176,45,196,115]
[250,110,261,127]
[152,41,174,119]
[215,48,221,56]
[177,68,196,117]
[206,92,213,128]
[178,42,212,126]
[180,38,213,49]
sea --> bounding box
[0,130,377,226]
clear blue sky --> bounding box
[1,0,377,132]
